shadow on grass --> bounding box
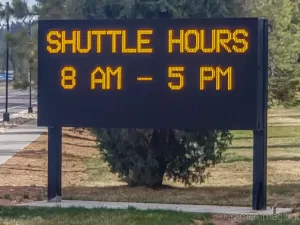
[223,156,252,163]
[0,149,93,165]
[230,143,300,150]
[0,183,299,208]
[64,142,97,148]
[279,115,300,119]
[15,149,92,160]
[268,156,300,162]
[0,165,84,173]
[232,135,295,140]
[5,139,97,149]
[0,165,46,172]
[62,133,95,142]
[223,156,300,163]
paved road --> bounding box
[0,85,37,120]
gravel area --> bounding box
[0,109,37,133]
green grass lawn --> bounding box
[0,206,212,225]
[0,206,298,225]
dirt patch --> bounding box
[0,199,11,205]
[0,127,98,205]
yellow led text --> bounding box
[60,66,122,90]
[200,66,232,90]
[46,29,153,54]
[168,66,184,90]
[61,66,76,89]
[168,29,248,53]
[60,65,233,91]
[91,66,122,90]
[137,77,153,81]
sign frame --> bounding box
[37,18,268,210]
[38,18,264,130]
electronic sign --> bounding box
[38,18,266,129]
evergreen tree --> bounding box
[246,0,300,107]
[81,0,240,187]
[32,0,67,19]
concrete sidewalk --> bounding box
[0,119,46,165]
[18,200,293,215]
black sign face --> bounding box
[38,18,264,129]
